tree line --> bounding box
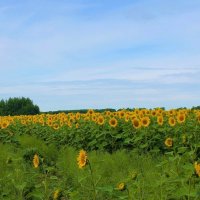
[0,97,40,116]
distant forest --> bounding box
[0,97,199,116]
[0,97,40,116]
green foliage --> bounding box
[42,108,116,114]
[1,109,200,199]
[0,97,40,116]
[1,136,200,199]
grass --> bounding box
[0,134,199,199]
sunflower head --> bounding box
[151,110,157,116]
[168,117,176,127]
[164,138,173,147]
[87,109,94,115]
[125,114,130,122]
[141,116,150,127]
[77,150,88,169]
[194,162,200,177]
[117,182,126,191]
[33,154,39,168]
[118,111,125,118]
[157,115,164,126]
[177,114,186,124]
[75,112,81,120]
[109,118,118,128]
[1,120,9,129]
[132,118,141,129]
[53,123,60,130]
[97,116,105,125]
[76,123,79,128]
[53,189,60,200]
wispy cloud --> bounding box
[0,0,200,110]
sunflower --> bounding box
[105,111,111,116]
[119,111,125,118]
[151,110,157,117]
[164,138,173,147]
[92,114,97,122]
[97,116,105,125]
[132,118,141,129]
[177,113,186,124]
[168,117,176,127]
[140,109,146,115]
[53,123,60,130]
[168,109,175,116]
[145,110,150,115]
[76,123,79,128]
[157,115,164,126]
[1,121,9,129]
[47,119,53,127]
[125,114,130,122]
[53,189,60,200]
[87,109,94,115]
[194,162,200,177]
[141,116,150,127]
[156,109,163,115]
[134,109,139,115]
[67,122,72,128]
[33,154,39,168]
[75,112,81,120]
[117,182,126,191]
[109,118,118,128]
[77,150,87,169]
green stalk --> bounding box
[88,160,97,200]
[127,187,132,200]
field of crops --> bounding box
[1,108,200,199]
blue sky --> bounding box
[0,0,200,111]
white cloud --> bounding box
[0,0,200,110]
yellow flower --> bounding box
[177,113,186,124]
[53,123,60,130]
[117,182,126,191]
[76,123,79,128]
[125,114,130,122]
[77,150,87,169]
[141,116,150,127]
[168,117,176,127]
[109,118,118,128]
[33,154,39,168]
[132,118,141,129]
[194,162,200,177]
[75,112,81,120]
[53,189,60,200]
[97,116,105,125]
[118,111,125,118]
[87,109,94,115]
[1,120,9,129]
[157,115,164,126]
[151,110,157,117]
[164,138,173,147]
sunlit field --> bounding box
[1,108,200,199]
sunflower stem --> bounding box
[127,187,132,200]
[88,160,97,200]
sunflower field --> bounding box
[1,108,200,199]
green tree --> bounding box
[0,97,40,116]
